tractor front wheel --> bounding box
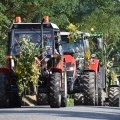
[61,70,67,107]
[49,72,61,108]
[82,71,96,105]
[74,93,84,105]
[0,73,9,108]
[98,87,105,106]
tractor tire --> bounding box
[37,93,49,105]
[109,85,119,107]
[0,73,8,108]
[61,71,67,107]
[9,92,21,108]
[98,88,104,106]
[49,72,61,108]
[82,71,96,105]
[74,93,84,105]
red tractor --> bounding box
[0,16,67,108]
[60,31,106,106]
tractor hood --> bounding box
[63,54,77,77]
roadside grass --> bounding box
[67,96,74,106]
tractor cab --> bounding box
[60,31,90,69]
[7,16,61,69]
[60,32,90,55]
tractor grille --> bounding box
[67,70,74,77]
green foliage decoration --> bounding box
[111,70,117,85]
[13,38,40,96]
[0,43,6,66]
[66,23,81,42]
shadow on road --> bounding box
[0,106,120,120]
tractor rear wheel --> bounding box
[61,71,67,107]
[109,85,119,107]
[82,71,96,105]
[74,93,84,105]
[49,72,61,108]
[0,73,8,108]
[9,93,21,108]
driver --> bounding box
[45,38,59,55]
[45,46,59,55]
[30,34,40,43]
[30,34,40,48]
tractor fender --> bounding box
[89,58,100,75]
[0,67,10,84]
[0,67,10,75]
[63,54,77,77]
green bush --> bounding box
[13,39,40,96]
[0,45,6,66]
[67,97,74,106]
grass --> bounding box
[67,97,74,106]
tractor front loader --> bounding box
[0,16,67,108]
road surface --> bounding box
[0,106,120,120]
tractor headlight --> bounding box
[11,58,15,68]
[67,67,74,71]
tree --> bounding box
[0,0,120,67]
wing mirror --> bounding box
[97,38,103,49]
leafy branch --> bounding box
[13,39,40,96]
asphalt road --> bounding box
[0,106,120,120]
